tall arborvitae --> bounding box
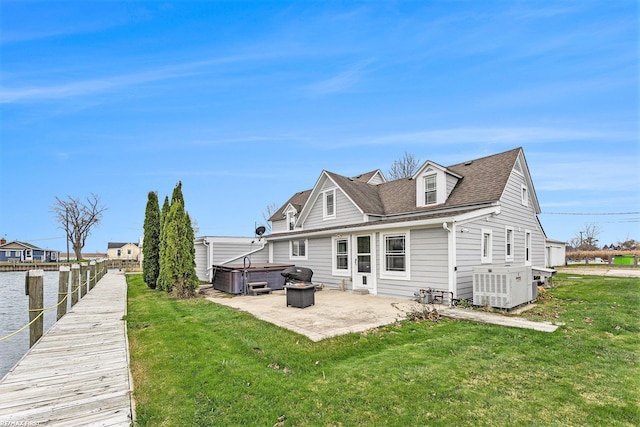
[183,211,198,292]
[157,195,171,291]
[171,180,184,206]
[158,182,199,298]
[142,191,161,289]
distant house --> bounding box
[0,240,59,262]
[267,147,550,301]
[107,242,140,261]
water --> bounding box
[0,271,67,379]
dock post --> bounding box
[98,259,106,279]
[26,270,44,347]
[71,264,80,306]
[57,266,70,320]
[89,260,97,290]
[80,262,89,297]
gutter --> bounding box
[268,205,501,241]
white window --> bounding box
[481,229,492,264]
[380,231,410,279]
[521,184,528,206]
[424,175,437,205]
[332,237,350,276]
[287,211,296,231]
[323,189,336,219]
[290,239,308,260]
[505,227,514,262]
[525,230,532,265]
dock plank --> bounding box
[0,272,134,426]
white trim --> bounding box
[505,226,515,262]
[481,228,493,264]
[290,239,308,261]
[521,184,529,207]
[352,233,377,294]
[443,222,457,298]
[296,172,364,226]
[286,210,296,231]
[323,188,337,220]
[267,205,502,242]
[524,229,532,266]
[331,236,351,276]
[379,230,411,280]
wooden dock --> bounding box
[0,272,134,425]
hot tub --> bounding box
[212,263,294,294]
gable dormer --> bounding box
[283,203,298,231]
[413,161,462,207]
[351,169,387,185]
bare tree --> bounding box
[262,202,279,234]
[51,194,107,261]
[388,152,420,180]
[573,223,602,250]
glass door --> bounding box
[354,235,373,290]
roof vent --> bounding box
[464,161,473,166]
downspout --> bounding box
[442,222,456,301]
[203,237,213,282]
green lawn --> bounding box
[126,274,639,427]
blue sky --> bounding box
[1,0,638,254]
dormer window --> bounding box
[424,175,437,205]
[288,212,295,230]
[285,205,298,231]
[415,162,454,207]
[286,210,296,231]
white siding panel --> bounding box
[376,227,449,299]
[271,220,287,234]
[270,237,339,287]
[194,241,209,281]
[454,169,546,300]
[304,188,363,230]
[446,174,458,198]
[194,237,269,282]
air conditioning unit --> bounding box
[473,265,533,309]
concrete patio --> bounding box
[202,287,559,341]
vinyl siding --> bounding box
[368,174,385,185]
[304,186,363,230]
[270,238,337,287]
[454,167,546,300]
[271,219,288,234]
[376,227,449,299]
[446,174,458,198]
[194,238,269,281]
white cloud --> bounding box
[0,50,292,104]
[306,60,374,97]
[317,126,635,149]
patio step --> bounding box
[248,281,272,296]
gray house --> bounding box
[267,147,547,302]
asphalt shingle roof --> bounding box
[270,147,521,225]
